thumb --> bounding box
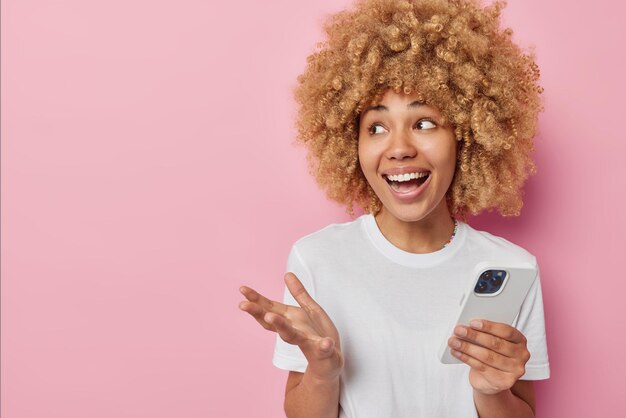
[317,337,335,357]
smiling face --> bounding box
[358,89,458,225]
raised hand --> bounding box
[238,272,344,381]
[447,319,531,395]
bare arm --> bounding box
[284,371,340,418]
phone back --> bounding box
[438,261,537,364]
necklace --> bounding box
[441,217,458,250]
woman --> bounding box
[239,0,549,416]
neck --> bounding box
[374,201,456,254]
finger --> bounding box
[239,285,288,315]
[284,273,335,334]
[238,300,276,331]
[450,348,519,386]
[453,325,518,358]
[268,312,337,363]
[319,337,334,353]
[284,273,325,315]
[314,337,339,361]
[469,319,526,344]
[265,311,309,346]
[448,336,520,374]
[450,347,497,374]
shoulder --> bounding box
[290,215,367,259]
[292,216,365,248]
[462,222,538,267]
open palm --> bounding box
[239,272,344,381]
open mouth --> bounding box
[384,173,430,194]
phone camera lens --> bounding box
[476,281,488,293]
[490,276,503,287]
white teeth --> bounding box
[385,172,429,182]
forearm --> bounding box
[473,389,534,418]
[285,371,340,418]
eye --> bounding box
[415,119,437,130]
[367,123,386,135]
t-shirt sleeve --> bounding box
[271,245,312,373]
[512,258,550,380]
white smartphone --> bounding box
[438,261,538,364]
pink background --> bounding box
[2,0,624,416]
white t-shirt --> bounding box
[273,214,550,418]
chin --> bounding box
[378,191,451,224]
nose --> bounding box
[385,129,417,160]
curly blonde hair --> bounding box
[292,0,543,221]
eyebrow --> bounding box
[362,100,425,116]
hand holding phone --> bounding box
[438,261,537,364]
